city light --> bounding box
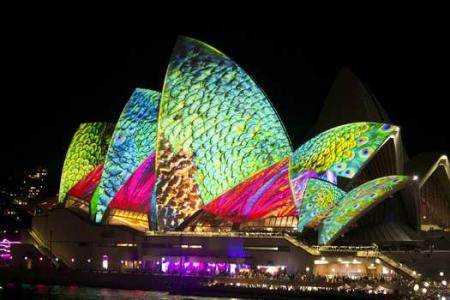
[314,259,329,265]
[413,284,419,291]
[102,255,108,270]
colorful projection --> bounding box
[59,37,414,243]
[204,158,296,223]
[156,36,292,229]
[297,178,346,231]
[59,123,114,203]
[95,89,160,222]
[67,164,104,202]
[289,122,398,208]
[318,175,410,245]
[90,185,101,221]
[108,152,156,214]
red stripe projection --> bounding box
[67,164,104,203]
[108,152,156,214]
[204,158,296,223]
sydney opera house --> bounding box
[12,37,449,280]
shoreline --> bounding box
[0,268,399,299]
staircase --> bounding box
[283,234,420,280]
[27,230,68,268]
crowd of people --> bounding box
[207,268,449,299]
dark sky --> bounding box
[1,20,449,191]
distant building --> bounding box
[21,167,49,200]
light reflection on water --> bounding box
[0,283,246,300]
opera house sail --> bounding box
[56,36,448,249]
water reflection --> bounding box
[0,284,245,300]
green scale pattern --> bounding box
[298,178,346,231]
[157,36,292,208]
[94,89,160,222]
[290,122,398,180]
[318,175,410,245]
[58,123,114,203]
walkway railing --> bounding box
[145,231,286,238]
[375,252,420,280]
[282,234,320,256]
[28,230,67,267]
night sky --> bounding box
[2,20,448,192]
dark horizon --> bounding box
[2,24,449,191]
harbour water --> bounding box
[0,283,245,300]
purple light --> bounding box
[217,263,226,271]
[193,262,200,268]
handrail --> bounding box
[354,249,420,280]
[282,234,320,256]
[28,230,67,267]
[376,252,420,280]
[145,231,286,238]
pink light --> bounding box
[0,239,21,245]
[0,239,20,261]
[108,153,156,214]
[193,262,199,268]
[102,255,108,270]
